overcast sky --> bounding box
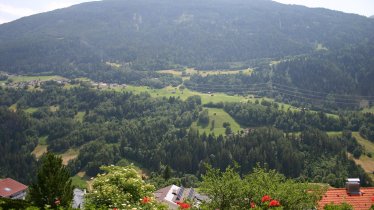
[0,0,373,24]
[274,0,374,17]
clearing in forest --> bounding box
[352,132,374,179]
[157,68,253,80]
[192,108,242,136]
[31,136,48,159]
[60,149,79,165]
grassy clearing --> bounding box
[74,111,85,123]
[60,149,79,165]
[31,136,49,159]
[112,85,308,114]
[116,85,250,104]
[353,132,374,154]
[192,108,242,136]
[39,136,48,145]
[71,175,88,189]
[315,43,328,51]
[9,104,17,111]
[24,107,38,114]
[362,106,374,114]
[326,131,342,137]
[157,69,183,76]
[49,105,59,112]
[105,62,122,68]
[353,155,374,172]
[9,75,66,82]
[32,145,48,159]
[351,132,374,176]
[326,113,339,119]
[288,131,343,137]
[157,68,253,79]
[63,83,80,89]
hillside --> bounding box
[0,0,373,74]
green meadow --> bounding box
[192,108,242,136]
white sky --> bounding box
[0,0,373,24]
[0,0,99,24]
[273,0,374,17]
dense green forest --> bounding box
[184,41,374,110]
[1,1,374,206]
[0,0,374,107]
[1,83,373,188]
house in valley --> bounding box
[0,178,28,200]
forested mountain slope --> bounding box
[1,83,373,187]
[0,0,373,73]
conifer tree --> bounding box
[28,153,73,209]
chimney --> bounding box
[346,178,361,195]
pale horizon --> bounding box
[0,0,373,24]
[273,0,374,17]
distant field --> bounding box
[39,136,48,145]
[4,74,335,119]
[362,106,374,114]
[9,75,66,82]
[24,107,38,114]
[32,145,47,159]
[192,108,242,136]
[326,131,342,137]
[74,111,85,123]
[289,131,343,137]
[110,85,324,115]
[31,136,48,159]
[115,85,250,104]
[50,105,59,112]
[60,149,79,165]
[9,104,17,111]
[72,175,88,189]
[4,75,304,113]
[158,68,253,79]
[352,132,374,178]
[353,132,374,155]
[105,61,122,68]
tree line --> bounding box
[0,84,372,188]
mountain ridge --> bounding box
[0,0,373,73]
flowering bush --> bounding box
[250,195,282,209]
[200,165,324,210]
[85,165,167,210]
[141,197,151,204]
[269,200,281,207]
[261,195,271,203]
[176,201,191,209]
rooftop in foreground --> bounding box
[318,187,374,210]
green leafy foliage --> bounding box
[0,107,37,184]
[199,164,245,210]
[85,165,166,209]
[28,153,73,209]
[0,197,35,210]
[0,84,372,192]
[198,109,209,125]
[323,202,353,210]
[199,165,325,210]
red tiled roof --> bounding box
[0,178,28,198]
[318,187,374,210]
